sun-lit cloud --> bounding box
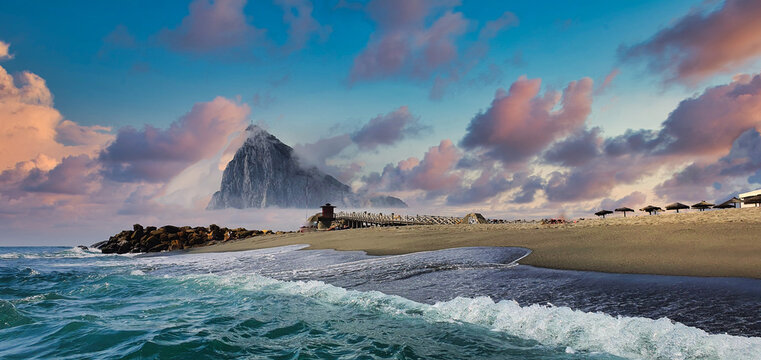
[155,0,328,58]
[349,0,517,100]
[157,0,266,54]
[461,76,594,166]
[99,97,249,183]
[620,0,761,85]
[0,41,13,60]
[0,64,113,171]
[275,0,331,54]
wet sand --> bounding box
[189,207,761,279]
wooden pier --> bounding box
[335,211,461,228]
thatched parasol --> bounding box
[691,200,714,211]
[306,213,320,224]
[595,210,613,219]
[665,202,689,213]
[714,197,742,209]
[615,207,634,217]
[639,205,662,215]
[744,194,761,207]
[461,213,487,224]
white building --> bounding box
[739,188,761,208]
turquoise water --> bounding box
[1,246,760,359]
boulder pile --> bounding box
[94,224,284,254]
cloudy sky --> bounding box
[2,0,761,245]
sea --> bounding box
[1,245,760,360]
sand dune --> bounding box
[190,207,761,279]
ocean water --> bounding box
[1,246,760,359]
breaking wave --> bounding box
[183,273,761,360]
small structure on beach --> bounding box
[665,202,689,213]
[595,210,613,219]
[614,207,634,217]
[640,205,662,215]
[691,201,714,211]
[461,213,487,224]
[317,203,336,230]
[739,189,761,208]
[714,197,742,209]
[744,194,761,207]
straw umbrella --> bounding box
[595,210,613,219]
[691,200,714,211]
[744,195,761,207]
[615,207,634,217]
[665,202,689,213]
[713,197,741,209]
[640,205,662,215]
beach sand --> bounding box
[189,207,761,279]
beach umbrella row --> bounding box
[595,196,753,218]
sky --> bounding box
[2,0,761,245]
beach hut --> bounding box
[614,207,634,217]
[691,200,714,211]
[713,197,742,209]
[744,194,761,207]
[665,202,689,213]
[595,210,613,219]
[640,205,662,215]
[739,188,761,207]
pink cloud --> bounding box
[543,127,602,167]
[461,76,594,165]
[21,155,100,195]
[362,139,462,194]
[349,0,468,82]
[157,0,267,54]
[594,68,619,95]
[351,106,424,150]
[100,97,249,182]
[429,11,518,100]
[156,0,328,57]
[0,41,13,61]
[605,72,761,158]
[620,0,761,85]
[275,0,331,54]
[0,65,113,171]
[655,128,761,199]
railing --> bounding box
[335,211,461,226]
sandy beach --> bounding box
[190,207,761,279]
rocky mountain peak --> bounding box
[207,127,406,209]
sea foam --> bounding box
[190,273,761,360]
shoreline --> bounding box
[188,207,761,279]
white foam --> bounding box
[130,270,145,276]
[186,273,761,360]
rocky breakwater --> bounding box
[93,224,285,254]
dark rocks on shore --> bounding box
[93,224,286,254]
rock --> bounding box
[207,125,406,209]
[117,240,131,254]
[101,224,272,253]
[143,235,161,249]
[130,224,144,240]
[161,225,180,233]
[76,245,88,251]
